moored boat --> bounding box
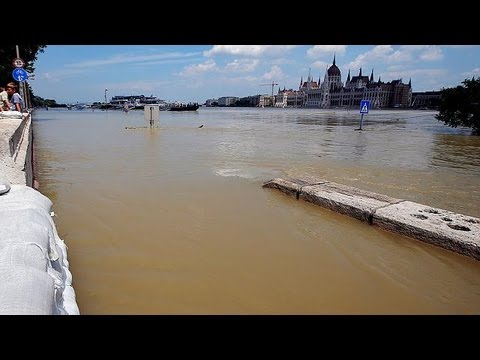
[168,103,199,111]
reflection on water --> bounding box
[33,108,480,314]
[431,133,480,172]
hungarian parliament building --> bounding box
[208,56,421,109]
[287,56,412,109]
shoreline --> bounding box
[0,112,79,314]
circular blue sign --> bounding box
[12,68,29,82]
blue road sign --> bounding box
[360,100,370,114]
[12,68,29,82]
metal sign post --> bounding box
[358,100,370,130]
[13,46,28,110]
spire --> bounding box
[300,76,303,87]
[378,76,381,83]
[370,68,374,82]
[408,78,412,87]
[333,54,336,66]
[318,74,321,85]
[308,67,311,82]
[346,69,351,82]
[359,68,362,77]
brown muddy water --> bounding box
[33,107,480,314]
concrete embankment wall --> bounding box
[263,177,480,261]
[0,112,79,314]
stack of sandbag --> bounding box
[0,181,80,315]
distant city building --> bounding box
[275,88,303,107]
[411,91,441,109]
[218,96,239,106]
[205,98,218,107]
[259,95,274,107]
[238,95,261,107]
[207,57,427,109]
[297,56,412,109]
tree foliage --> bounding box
[436,77,480,135]
[0,45,46,89]
[31,95,66,108]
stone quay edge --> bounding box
[262,177,480,261]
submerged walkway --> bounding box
[263,177,480,261]
[0,112,79,314]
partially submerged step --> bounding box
[373,201,480,260]
[263,177,480,261]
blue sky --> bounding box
[30,45,480,104]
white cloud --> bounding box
[135,58,201,67]
[269,58,295,66]
[399,46,444,61]
[184,80,204,89]
[41,72,55,81]
[388,49,414,62]
[384,68,446,78]
[461,68,480,77]
[307,45,347,58]
[419,46,443,61]
[380,68,447,87]
[67,51,200,68]
[347,45,443,73]
[445,45,477,49]
[261,65,284,81]
[399,45,430,51]
[348,45,394,70]
[311,60,330,70]
[103,79,170,95]
[216,75,260,85]
[39,68,87,82]
[204,45,297,57]
[224,59,259,72]
[179,59,217,76]
[385,65,407,71]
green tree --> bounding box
[436,77,480,135]
[31,95,66,108]
[0,45,46,87]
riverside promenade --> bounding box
[0,111,79,315]
[263,177,480,261]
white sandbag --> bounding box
[0,184,52,213]
[62,286,80,315]
[0,110,23,119]
[0,266,55,315]
[0,179,10,195]
[0,243,48,272]
[0,184,80,315]
[0,208,59,261]
[0,219,50,251]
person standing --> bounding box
[0,86,11,111]
[6,82,23,112]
